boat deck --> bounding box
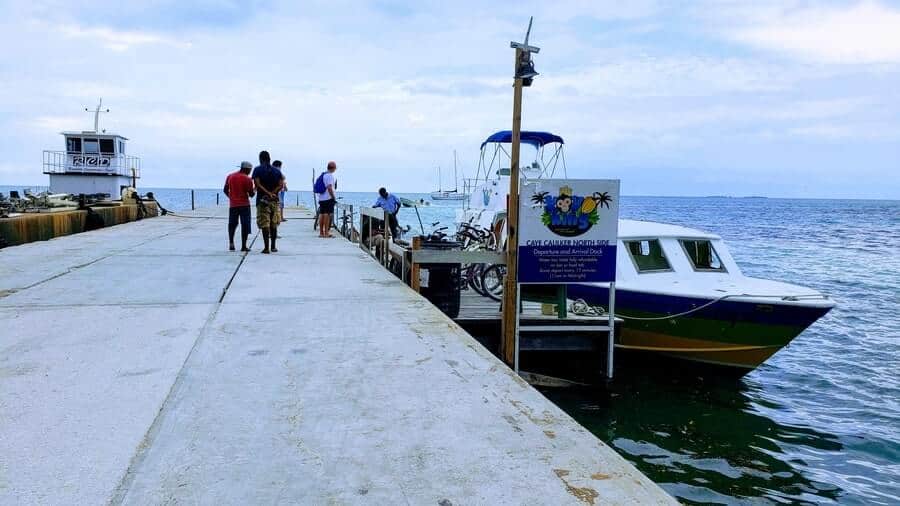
[0,206,673,504]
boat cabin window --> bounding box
[625,239,671,272]
[83,138,100,154]
[66,137,81,153]
[118,140,125,154]
[99,139,115,154]
[680,239,726,271]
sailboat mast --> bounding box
[438,166,442,192]
[453,150,458,192]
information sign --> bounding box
[518,179,620,283]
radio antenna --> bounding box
[85,98,110,133]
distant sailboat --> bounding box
[430,150,468,201]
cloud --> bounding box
[59,24,190,52]
[730,1,900,64]
[0,1,898,198]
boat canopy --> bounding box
[480,131,564,150]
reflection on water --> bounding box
[542,363,847,504]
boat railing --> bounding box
[42,151,142,179]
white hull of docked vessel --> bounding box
[48,174,134,198]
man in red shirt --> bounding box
[223,161,255,251]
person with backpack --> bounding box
[314,161,337,238]
[251,150,284,253]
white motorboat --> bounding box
[458,130,834,373]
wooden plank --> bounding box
[411,249,506,265]
[360,206,386,218]
[519,325,611,332]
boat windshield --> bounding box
[625,239,671,273]
[680,239,726,272]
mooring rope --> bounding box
[569,293,829,321]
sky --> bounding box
[0,0,898,198]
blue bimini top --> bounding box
[480,131,564,150]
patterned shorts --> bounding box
[257,200,279,229]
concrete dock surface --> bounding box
[1,207,674,505]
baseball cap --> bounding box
[239,161,252,169]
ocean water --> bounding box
[2,185,898,504]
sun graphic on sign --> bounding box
[530,186,612,237]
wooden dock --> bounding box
[0,206,673,505]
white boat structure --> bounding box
[430,150,469,201]
[42,99,141,200]
[458,130,834,373]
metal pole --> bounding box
[216,193,219,206]
[514,283,522,373]
[501,49,525,366]
[191,190,195,210]
[607,281,616,380]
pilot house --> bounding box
[43,131,141,199]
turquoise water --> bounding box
[3,185,898,504]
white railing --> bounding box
[43,151,141,179]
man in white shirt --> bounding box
[317,161,337,238]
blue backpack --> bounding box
[313,172,327,194]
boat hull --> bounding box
[567,284,833,372]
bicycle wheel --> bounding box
[480,264,506,301]
[458,264,473,291]
[467,263,487,296]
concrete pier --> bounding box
[0,207,673,505]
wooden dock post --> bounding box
[556,285,567,319]
[383,209,390,267]
[411,236,422,293]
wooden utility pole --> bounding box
[501,58,524,366]
[501,19,539,367]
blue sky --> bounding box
[1,0,898,198]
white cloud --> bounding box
[0,1,898,197]
[59,24,190,52]
[731,1,900,64]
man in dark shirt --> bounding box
[251,150,285,254]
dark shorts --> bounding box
[229,206,251,232]
[318,198,336,214]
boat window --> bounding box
[99,139,115,154]
[680,239,726,271]
[625,239,671,272]
[118,140,125,154]
[83,138,100,154]
[66,137,81,153]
